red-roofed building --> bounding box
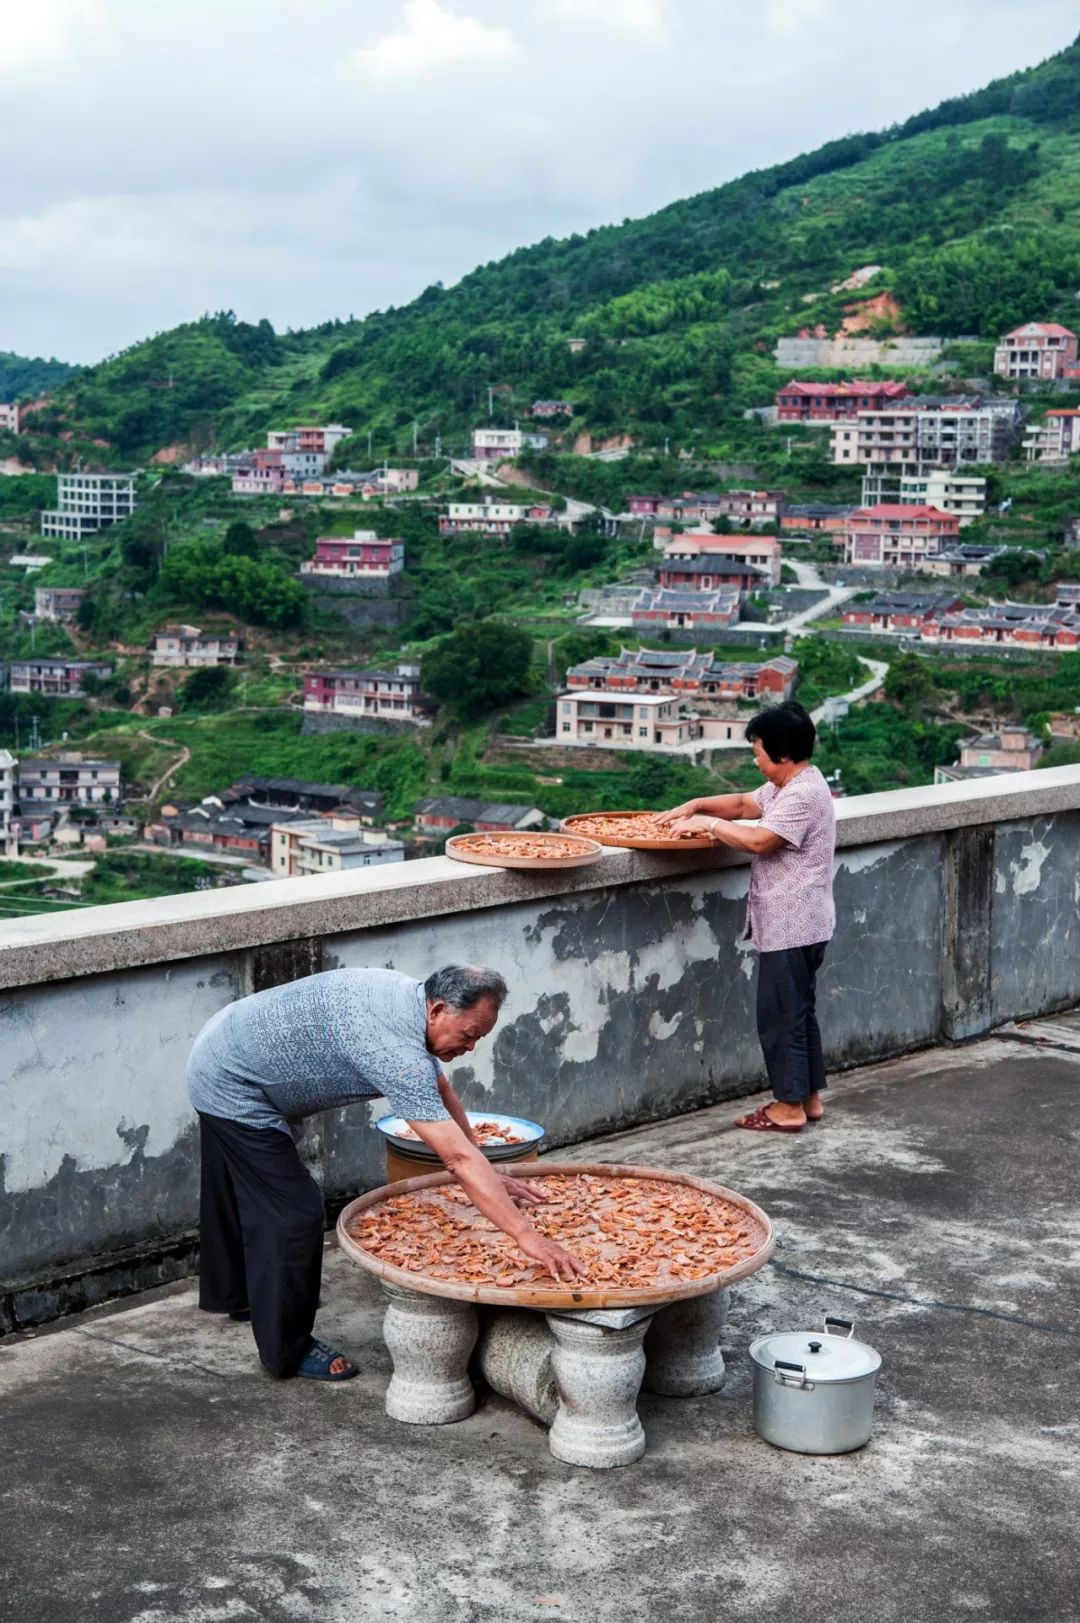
[994,322,1079,381]
[844,504,960,567]
[775,380,909,421]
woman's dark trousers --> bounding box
[197,1112,325,1377]
[755,942,828,1104]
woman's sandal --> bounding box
[735,1105,804,1134]
[296,1337,359,1382]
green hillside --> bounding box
[15,36,1080,467]
[0,350,79,403]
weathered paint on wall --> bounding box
[991,813,1080,1022]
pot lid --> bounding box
[749,1329,881,1381]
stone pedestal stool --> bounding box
[643,1288,730,1397]
[544,1308,653,1469]
[475,1309,559,1426]
[382,1283,479,1424]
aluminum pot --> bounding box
[749,1315,881,1455]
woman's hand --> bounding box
[666,814,719,839]
[655,798,700,827]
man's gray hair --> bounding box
[424,964,508,1011]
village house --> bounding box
[40,473,138,541]
[530,401,574,419]
[299,530,405,585]
[565,647,797,701]
[470,427,548,461]
[844,504,961,567]
[779,503,854,536]
[842,593,965,634]
[651,490,784,528]
[993,323,1079,381]
[8,658,113,697]
[631,587,741,637]
[438,500,565,538]
[657,555,769,597]
[232,449,287,496]
[150,625,242,668]
[830,397,1022,474]
[302,664,430,726]
[860,470,987,527]
[18,755,122,808]
[267,424,352,459]
[1022,409,1080,464]
[557,690,700,752]
[1046,710,1080,743]
[921,600,1080,652]
[33,586,86,623]
[0,748,16,841]
[0,402,21,434]
[919,543,1007,579]
[775,380,909,421]
[935,726,1044,783]
[220,775,385,824]
[660,530,783,587]
[146,804,283,862]
[412,797,545,835]
[269,819,405,878]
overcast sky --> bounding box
[1,0,1075,365]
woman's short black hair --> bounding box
[744,701,816,764]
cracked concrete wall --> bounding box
[0,815,1072,1325]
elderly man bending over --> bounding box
[187,963,584,1382]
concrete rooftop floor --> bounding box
[2,1034,1079,1623]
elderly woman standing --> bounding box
[658,701,836,1135]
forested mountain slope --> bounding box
[19,36,1080,463]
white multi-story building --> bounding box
[1022,410,1080,465]
[831,398,1022,475]
[0,402,20,434]
[471,427,548,460]
[268,819,404,877]
[860,470,987,527]
[34,586,87,621]
[40,473,138,540]
[150,625,243,667]
[18,755,122,806]
[0,749,16,840]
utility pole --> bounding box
[412,421,419,456]
[367,428,373,458]
[434,432,442,458]
[29,715,41,751]
[488,384,494,419]
[664,436,670,456]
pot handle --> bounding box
[774,1360,815,1391]
[824,1315,855,1338]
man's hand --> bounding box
[499,1174,546,1206]
[515,1228,589,1283]
[655,798,700,827]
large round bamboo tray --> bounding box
[337,1162,774,1311]
[446,831,603,870]
[561,811,714,851]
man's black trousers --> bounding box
[197,1112,325,1377]
[755,941,829,1105]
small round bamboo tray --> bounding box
[446,831,603,870]
[561,811,714,851]
[337,1162,774,1310]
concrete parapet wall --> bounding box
[3,768,1080,1328]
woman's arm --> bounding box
[656,791,760,825]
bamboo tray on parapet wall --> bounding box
[561,812,715,851]
[337,1163,775,1312]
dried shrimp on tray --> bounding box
[337,1163,774,1309]
[446,831,603,870]
[561,811,715,851]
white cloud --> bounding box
[0,0,105,80]
[347,0,519,82]
[551,0,670,35]
[766,0,830,37]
